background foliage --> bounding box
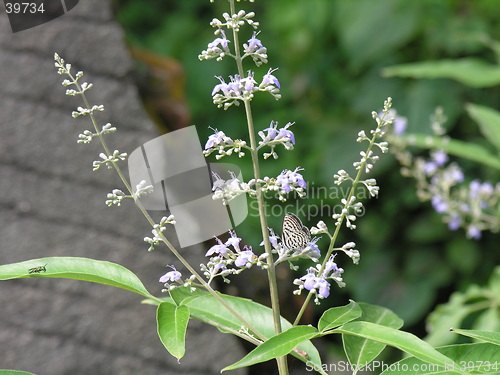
[113,0,500,347]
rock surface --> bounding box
[0,1,246,374]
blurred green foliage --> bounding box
[114,0,500,334]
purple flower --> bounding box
[303,237,321,260]
[208,30,230,52]
[448,213,461,231]
[298,269,330,298]
[206,237,228,256]
[225,230,242,251]
[467,225,481,240]
[393,115,407,135]
[244,32,264,54]
[276,122,295,144]
[445,167,464,184]
[275,167,307,193]
[276,173,291,193]
[424,161,438,175]
[324,255,339,274]
[289,167,307,188]
[432,195,448,213]
[316,279,330,299]
[260,228,280,249]
[159,266,182,283]
[300,268,317,291]
[205,129,229,150]
[235,249,255,267]
[480,182,494,195]
[259,121,279,142]
[261,68,280,89]
[432,150,448,166]
[469,180,481,199]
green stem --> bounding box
[229,1,288,374]
[293,111,388,326]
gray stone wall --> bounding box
[0,1,246,374]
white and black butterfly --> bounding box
[282,213,310,251]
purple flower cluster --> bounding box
[293,255,345,304]
[257,121,295,159]
[211,68,281,109]
[201,231,267,284]
[204,128,248,159]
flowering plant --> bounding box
[1,1,499,375]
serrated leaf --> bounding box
[334,322,456,369]
[222,326,318,371]
[451,328,500,346]
[157,303,190,359]
[383,58,500,88]
[342,303,404,369]
[401,134,500,170]
[466,103,500,153]
[381,343,500,374]
[318,300,362,332]
[0,257,153,299]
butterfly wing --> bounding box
[282,213,310,251]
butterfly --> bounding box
[282,213,310,251]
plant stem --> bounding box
[294,109,389,326]
[229,1,288,373]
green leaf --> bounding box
[318,300,362,332]
[0,371,36,375]
[180,289,323,370]
[0,257,154,299]
[383,58,500,88]
[222,326,318,371]
[334,322,457,370]
[169,286,207,306]
[400,134,500,170]
[342,303,404,370]
[451,328,500,346]
[466,103,500,153]
[157,303,190,359]
[381,343,500,374]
